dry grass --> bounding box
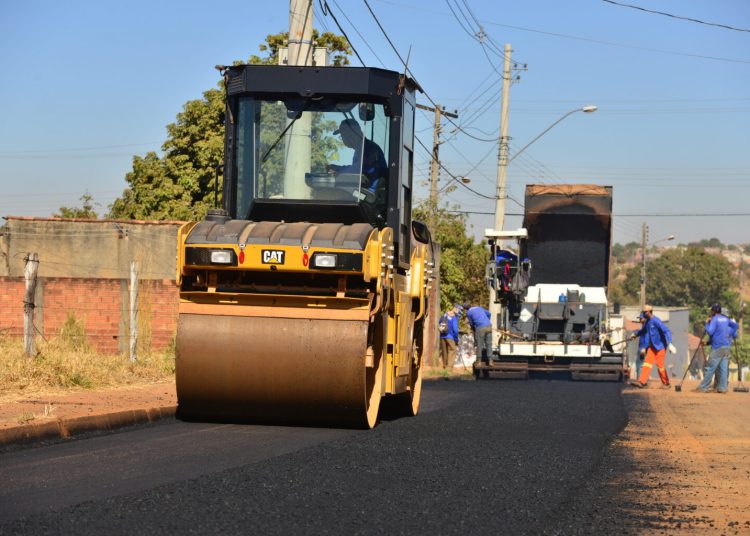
[0,314,174,399]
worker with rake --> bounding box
[630,305,676,389]
[695,303,738,394]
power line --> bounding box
[362,0,502,146]
[414,136,496,200]
[329,0,388,67]
[318,0,366,66]
[377,0,750,65]
[602,0,750,33]
[481,18,750,65]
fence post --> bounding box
[129,261,138,362]
[23,252,39,357]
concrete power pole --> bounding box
[493,44,513,232]
[639,222,649,310]
[284,0,314,198]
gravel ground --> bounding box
[1,379,628,535]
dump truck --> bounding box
[477,184,626,380]
[175,65,436,428]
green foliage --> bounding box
[109,88,225,221]
[686,237,723,249]
[109,32,351,221]
[610,241,639,261]
[621,247,739,328]
[413,203,488,311]
[734,338,750,372]
[55,193,99,219]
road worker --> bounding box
[630,305,676,388]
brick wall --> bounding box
[0,276,178,355]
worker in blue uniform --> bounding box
[466,304,493,366]
[439,305,462,369]
[697,303,739,393]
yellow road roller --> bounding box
[175,65,436,428]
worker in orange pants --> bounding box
[638,347,670,386]
[631,305,676,388]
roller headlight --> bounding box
[184,247,237,266]
[313,254,337,268]
[210,250,233,264]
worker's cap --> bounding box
[632,312,646,322]
[710,302,722,314]
[453,304,464,314]
[333,118,362,136]
[642,304,653,313]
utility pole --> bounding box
[416,103,458,208]
[284,0,313,198]
[493,43,513,232]
[739,261,744,340]
[639,222,649,310]
[288,0,313,66]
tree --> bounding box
[55,193,99,219]
[413,204,488,311]
[108,31,351,221]
[621,247,739,329]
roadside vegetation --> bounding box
[0,315,174,400]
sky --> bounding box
[1,0,748,246]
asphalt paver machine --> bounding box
[477,184,626,380]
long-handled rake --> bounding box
[732,344,749,393]
[675,340,705,393]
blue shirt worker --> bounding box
[466,305,493,365]
[439,305,461,369]
[632,304,675,388]
[697,303,739,394]
[327,119,387,191]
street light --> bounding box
[639,229,675,310]
[494,105,597,232]
[507,105,598,165]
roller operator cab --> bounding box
[175,65,436,428]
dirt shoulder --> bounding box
[587,379,750,534]
[0,367,465,443]
[0,381,177,433]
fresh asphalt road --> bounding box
[0,379,627,535]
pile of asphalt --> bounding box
[2,380,629,535]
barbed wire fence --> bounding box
[9,251,178,359]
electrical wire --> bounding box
[414,136,496,200]
[330,0,388,67]
[375,0,750,65]
[601,0,750,33]
[318,0,366,66]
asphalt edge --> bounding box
[0,405,178,447]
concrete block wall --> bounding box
[0,276,178,355]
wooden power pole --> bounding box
[415,103,458,209]
[23,252,39,357]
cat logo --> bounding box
[261,250,285,264]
